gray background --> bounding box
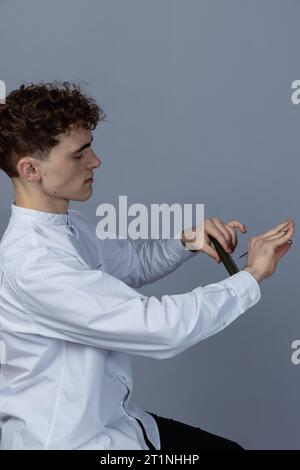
[0,0,299,449]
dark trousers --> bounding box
[137,413,243,450]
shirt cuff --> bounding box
[166,237,199,262]
[224,270,261,311]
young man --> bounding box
[0,82,294,450]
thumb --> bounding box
[275,241,292,262]
[204,244,221,262]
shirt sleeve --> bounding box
[16,247,261,359]
[99,236,197,288]
[74,210,197,288]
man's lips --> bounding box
[84,177,94,183]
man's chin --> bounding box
[71,190,93,202]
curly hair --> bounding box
[0,81,106,178]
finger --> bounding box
[265,228,290,241]
[258,220,294,239]
[264,222,295,241]
[205,247,221,263]
[206,221,232,253]
[212,219,235,250]
[226,225,238,250]
[227,220,247,233]
[204,236,221,262]
[271,225,295,248]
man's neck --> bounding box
[12,179,70,214]
[14,195,70,214]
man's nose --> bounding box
[94,156,102,168]
[88,153,102,169]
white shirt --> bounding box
[0,203,261,450]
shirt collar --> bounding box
[11,202,70,226]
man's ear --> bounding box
[17,157,41,182]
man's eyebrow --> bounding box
[70,135,94,155]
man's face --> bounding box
[35,126,101,201]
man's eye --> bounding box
[74,154,83,159]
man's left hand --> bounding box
[181,219,247,263]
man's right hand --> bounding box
[243,220,295,284]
